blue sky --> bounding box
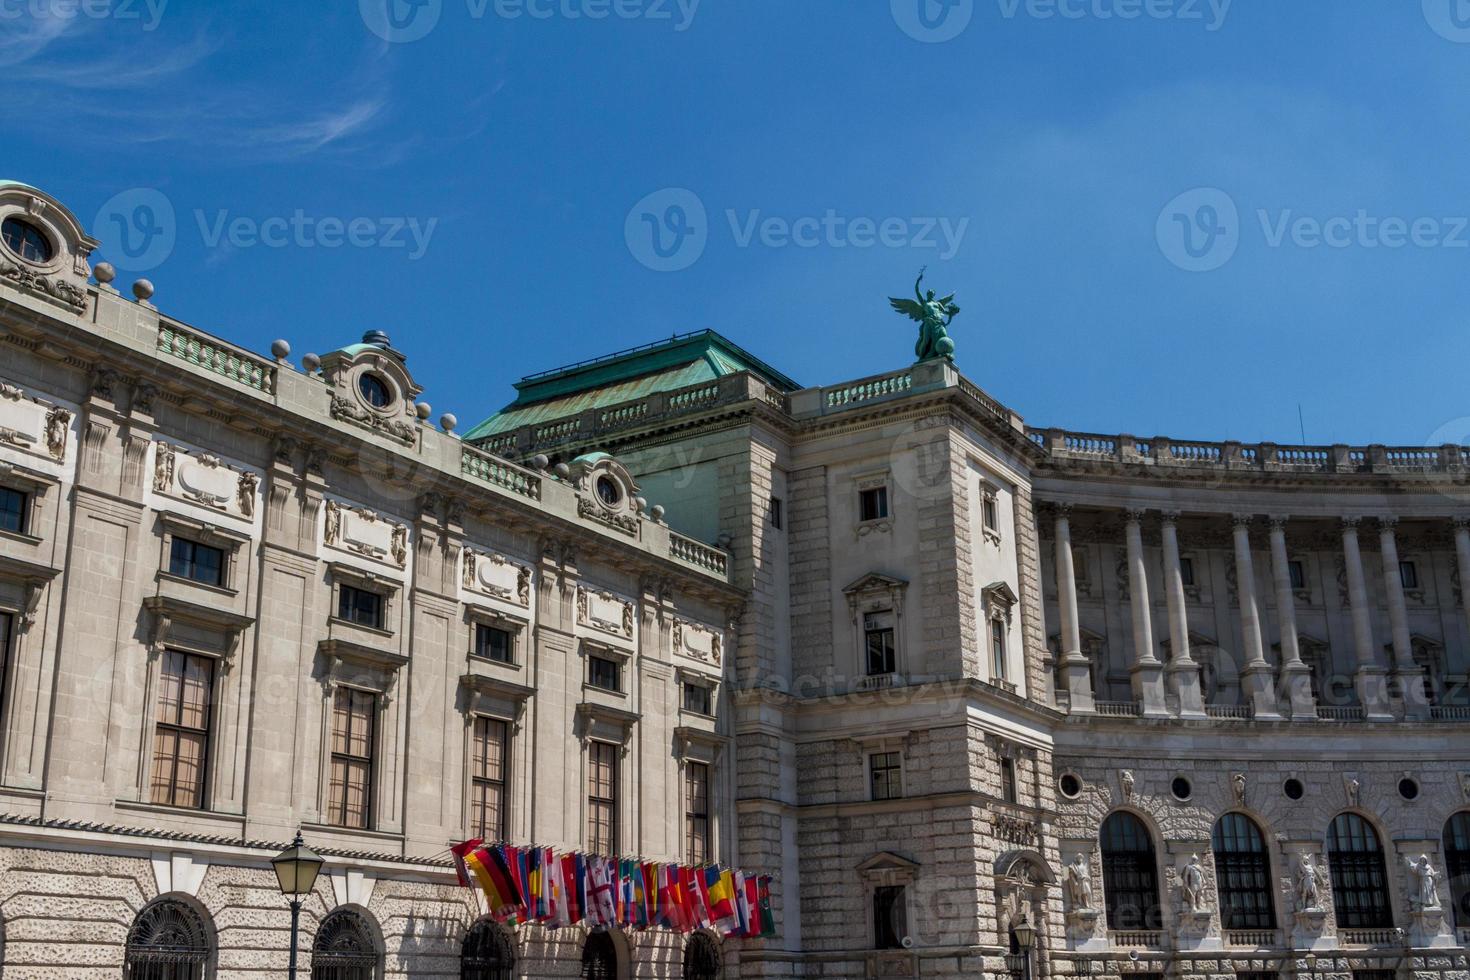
[5,0,1470,445]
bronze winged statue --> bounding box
[889,268,959,362]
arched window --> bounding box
[1212,813,1276,929]
[581,931,618,980]
[124,897,212,980]
[1326,813,1393,929]
[1445,811,1470,927]
[461,919,515,980]
[312,908,379,980]
[1100,812,1162,930]
[683,931,722,980]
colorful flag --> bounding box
[589,856,618,926]
[464,845,521,917]
[706,866,737,924]
[731,871,750,937]
[640,862,659,929]
[684,866,711,929]
[451,838,483,889]
[757,875,776,938]
[560,852,583,924]
[527,848,544,921]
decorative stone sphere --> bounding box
[93,262,116,285]
[532,454,550,470]
[132,279,154,301]
[554,463,571,480]
[271,339,291,360]
[651,504,666,522]
[634,496,647,514]
[439,413,457,433]
[302,353,321,373]
[415,402,432,420]
[717,532,733,549]
[936,335,956,358]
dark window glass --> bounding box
[1288,560,1306,590]
[1059,773,1082,798]
[1212,813,1276,930]
[769,496,783,529]
[1399,778,1419,800]
[1284,778,1305,800]
[982,495,999,530]
[683,931,722,980]
[1327,813,1393,929]
[312,908,378,980]
[873,885,907,949]
[1444,811,1470,927]
[169,537,224,587]
[1172,776,1192,800]
[475,624,514,664]
[1399,560,1419,590]
[150,650,213,809]
[337,584,384,629]
[125,898,211,980]
[462,919,516,980]
[357,373,392,408]
[682,681,713,715]
[588,655,620,692]
[991,619,1008,680]
[469,716,508,841]
[587,740,618,855]
[596,476,621,506]
[685,761,709,864]
[2,216,52,263]
[859,486,888,522]
[1101,811,1162,930]
[582,931,618,980]
[328,688,375,829]
[1179,556,1195,587]
[0,486,27,534]
[1000,756,1018,804]
[865,612,895,676]
[870,751,902,801]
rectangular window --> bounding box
[685,761,710,864]
[588,655,621,693]
[991,619,1008,681]
[768,496,783,530]
[168,537,224,587]
[1179,556,1195,587]
[864,612,896,676]
[588,740,618,855]
[1288,560,1306,590]
[328,688,375,829]
[682,681,713,716]
[337,584,384,629]
[474,623,515,664]
[859,486,889,522]
[870,751,902,801]
[1000,755,1018,804]
[1399,560,1419,590]
[873,885,907,949]
[0,486,28,534]
[469,716,508,840]
[150,650,213,809]
[982,495,999,532]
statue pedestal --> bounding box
[1067,910,1107,952]
[1408,907,1453,949]
[1291,909,1336,951]
[1176,909,1221,951]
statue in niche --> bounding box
[1295,853,1327,913]
[1119,769,1135,801]
[1404,854,1441,912]
[1065,854,1094,911]
[1180,854,1208,913]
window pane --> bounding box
[151,652,212,809]
[588,742,618,854]
[873,886,906,949]
[1101,812,1162,930]
[1212,813,1276,930]
[330,689,374,828]
[1327,813,1393,928]
[686,762,709,863]
[0,486,26,534]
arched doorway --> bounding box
[581,930,619,980]
[312,907,381,980]
[124,896,213,980]
[461,918,515,980]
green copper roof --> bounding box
[463,330,799,441]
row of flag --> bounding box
[451,839,776,939]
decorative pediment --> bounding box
[995,849,1057,886]
[459,672,536,703]
[577,586,634,638]
[843,573,909,617]
[0,552,60,631]
[323,499,409,571]
[672,617,722,666]
[575,701,640,751]
[152,442,259,524]
[568,453,643,537]
[142,594,253,667]
[461,548,531,606]
[0,183,97,311]
[319,331,423,447]
[0,381,72,468]
[981,581,1019,618]
[856,852,920,885]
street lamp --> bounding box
[272,831,324,980]
[1304,952,1317,980]
[1006,917,1037,979]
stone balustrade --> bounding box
[1110,930,1163,948]
[1224,929,1279,948]
[669,531,729,577]
[1028,427,1470,476]
[157,320,277,394]
[1340,927,1403,947]
[460,446,542,500]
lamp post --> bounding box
[1006,917,1036,979]
[1304,952,1317,980]
[272,831,324,980]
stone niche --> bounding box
[151,441,259,525]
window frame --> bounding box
[999,754,1019,804]
[863,610,897,677]
[1212,812,1276,930]
[474,622,516,665]
[858,485,890,524]
[587,653,622,693]
[872,884,908,950]
[149,649,215,810]
[0,215,54,265]
[468,714,510,842]
[157,513,246,595]
[587,738,619,856]
[685,759,711,864]
[1100,811,1163,931]
[327,686,378,830]
[168,535,226,588]
[869,750,903,802]
[1326,812,1394,929]
[768,495,783,530]
[682,678,714,717]
[0,484,29,536]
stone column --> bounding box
[1378,517,1429,719]
[1454,518,1470,660]
[1054,506,1095,715]
[1124,510,1168,717]
[1342,518,1393,720]
[1268,516,1316,721]
[1233,515,1283,720]
[1159,512,1206,718]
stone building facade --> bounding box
[0,178,1467,979]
